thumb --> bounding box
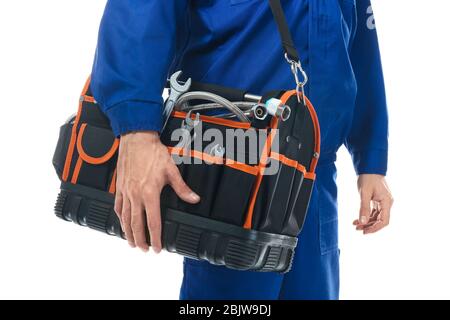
[359,191,372,225]
[167,166,200,204]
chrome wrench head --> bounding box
[170,71,191,94]
[185,111,200,128]
[162,71,192,132]
[175,111,200,149]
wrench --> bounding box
[162,71,192,132]
[175,111,200,149]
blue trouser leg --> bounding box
[279,164,340,300]
[180,259,284,300]
[179,164,339,300]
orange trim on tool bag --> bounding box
[243,112,281,229]
[269,152,306,174]
[296,91,321,173]
[226,162,258,175]
[270,152,315,179]
[305,172,316,180]
[108,168,117,194]
[172,111,251,129]
[244,90,305,229]
[76,123,119,165]
[82,95,96,103]
[62,77,91,181]
[167,147,258,176]
[71,157,83,184]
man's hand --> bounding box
[115,132,200,253]
[353,174,393,235]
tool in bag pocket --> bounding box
[52,0,320,273]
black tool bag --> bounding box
[52,0,320,273]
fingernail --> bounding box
[360,216,368,224]
[153,246,162,254]
[190,192,200,202]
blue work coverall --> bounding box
[91,0,388,300]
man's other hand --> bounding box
[353,174,394,235]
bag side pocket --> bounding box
[282,174,314,236]
[53,122,73,180]
[178,162,224,218]
[252,159,297,235]
[210,165,257,226]
[72,123,119,191]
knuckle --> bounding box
[143,185,156,198]
[147,219,161,232]
[127,186,140,198]
[122,212,131,224]
[122,180,141,197]
[130,220,142,230]
[122,205,131,214]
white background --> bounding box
[0,0,449,300]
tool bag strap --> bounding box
[269,0,300,62]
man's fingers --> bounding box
[363,222,384,234]
[143,194,162,254]
[354,209,380,231]
[379,195,393,225]
[114,192,123,222]
[130,199,149,252]
[364,198,392,234]
[121,198,135,247]
[359,191,372,225]
[363,216,387,234]
[167,166,200,204]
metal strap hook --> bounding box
[285,53,308,105]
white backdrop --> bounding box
[0,0,449,300]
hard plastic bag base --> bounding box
[55,182,297,273]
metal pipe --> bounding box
[244,93,262,102]
[175,91,250,123]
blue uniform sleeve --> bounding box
[345,0,389,175]
[90,0,189,136]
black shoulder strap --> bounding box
[269,0,300,62]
